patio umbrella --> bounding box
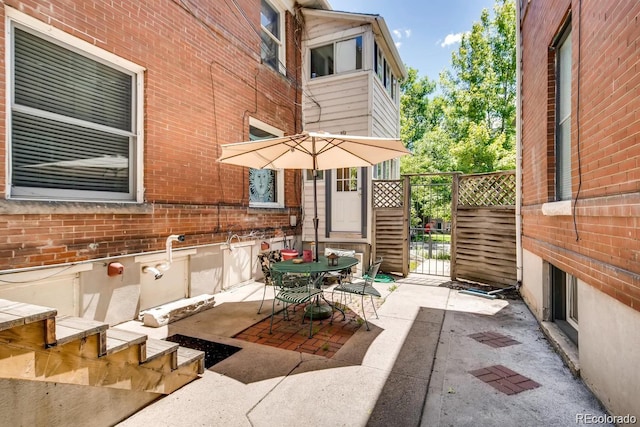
[218,131,410,261]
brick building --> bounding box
[0,0,404,329]
[0,0,326,323]
[518,0,640,417]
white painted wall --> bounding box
[520,249,545,319]
[579,283,640,419]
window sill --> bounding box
[541,200,572,216]
[248,206,287,214]
[0,199,153,215]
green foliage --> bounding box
[400,0,516,175]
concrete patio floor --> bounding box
[116,274,610,427]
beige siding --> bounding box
[304,17,370,42]
[372,79,400,137]
[303,73,371,134]
[302,180,327,242]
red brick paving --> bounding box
[469,365,541,395]
[234,301,365,358]
[468,331,521,348]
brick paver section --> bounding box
[468,331,521,348]
[234,299,365,358]
[469,365,541,395]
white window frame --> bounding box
[248,117,284,208]
[261,0,286,74]
[555,25,572,201]
[5,7,145,203]
[310,35,363,79]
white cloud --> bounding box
[440,32,466,48]
[392,28,411,48]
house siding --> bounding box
[0,1,304,322]
[520,0,640,418]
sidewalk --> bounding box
[116,275,609,427]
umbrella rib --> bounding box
[315,137,407,165]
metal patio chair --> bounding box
[257,250,282,314]
[269,271,322,339]
[331,258,383,331]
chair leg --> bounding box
[370,295,379,319]
[269,298,277,334]
[361,294,370,331]
[258,283,268,314]
[308,301,314,339]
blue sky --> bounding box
[328,0,496,81]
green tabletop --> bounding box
[271,255,358,274]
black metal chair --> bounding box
[331,258,383,331]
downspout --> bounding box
[515,1,524,285]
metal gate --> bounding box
[406,173,456,276]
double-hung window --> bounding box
[248,119,284,208]
[8,11,143,202]
[261,0,285,73]
[310,36,363,78]
[555,26,572,201]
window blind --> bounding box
[11,27,134,198]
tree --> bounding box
[400,0,516,175]
[440,0,516,173]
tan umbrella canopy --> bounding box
[219,131,410,261]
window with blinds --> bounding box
[10,26,137,201]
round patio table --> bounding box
[271,255,358,319]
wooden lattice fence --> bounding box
[372,179,409,276]
[454,171,517,287]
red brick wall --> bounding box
[0,0,303,269]
[521,0,640,310]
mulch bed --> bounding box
[165,334,242,369]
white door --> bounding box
[332,167,361,232]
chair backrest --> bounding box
[362,258,383,289]
[257,250,282,285]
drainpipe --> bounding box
[156,234,186,271]
[515,1,524,285]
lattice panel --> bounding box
[373,180,404,208]
[459,173,516,206]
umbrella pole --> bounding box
[313,169,319,262]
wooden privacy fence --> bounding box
[372,179,409,276]
[453,171,517,287]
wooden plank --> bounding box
[55,316,109,346]
[105,328,148,356]
[0,300,57,325]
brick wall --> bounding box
[0,0,303,269]
[521,0,640,311]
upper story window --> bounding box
[555,24,572,201]
[374,42,398,101]
[249,119,284,208]
[373,158,399,180]
[261,0,285,73]
[310,36,362,78]
[7,10,143,202]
